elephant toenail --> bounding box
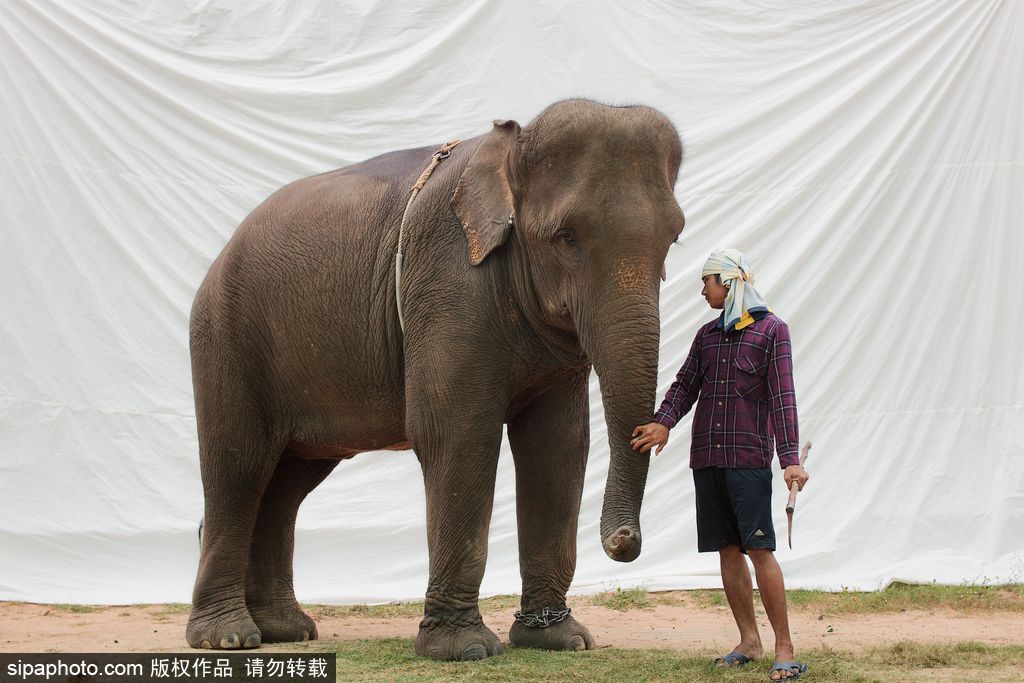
[462,643,487,661]
[220,633,240,648]
[200,640,212,649]
[243,633,261,648]
[566,635,585,651]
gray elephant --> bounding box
[186,99,686,660]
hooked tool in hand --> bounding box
[786,442,812,549]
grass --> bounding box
[334,638,825,682]
[303,594,521,621]
[48,604,101,613]
[784,582,1024,614]
[860,641,1024,680]
[332,639,1024,682]
[125,582,1021,620]
[22,583,1024,619]
[316,586,1023,680]
[146,603,192,620]
[588,586,653,611]
[601,582,1024,615]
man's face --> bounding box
[701,274,729,309]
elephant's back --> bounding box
[191,149,439,431]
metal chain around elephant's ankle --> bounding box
[513,606,572,628]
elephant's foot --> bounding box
[414,621,503,661]
[509,615,596,651]
[186,604,261,650]
[247,601,318,644]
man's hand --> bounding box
[631,423,670,455]
[784,464,809,491]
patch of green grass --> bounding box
[589,588,725,611]
[588,586,652,611]
[864,640,1024,671]
[330,639,911,682]
[690,590,730,609]
[477,594,521,612]
[42,602,194,618]
[305,595,521,621]
[34,582,1023,625]
[784,582,1024,614]
[50,604,101,613]
[146,603,192,619]
[306,602,423,620]
[624,582,1024,615]
[303,582,1024,621]
[331,639,1024,681]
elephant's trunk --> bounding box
[577,291,661,562]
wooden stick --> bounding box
[786,442,812,549]
[786,442,812,513]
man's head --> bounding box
[701,273,728,309]
[699,249,771,331]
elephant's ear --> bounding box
[451,119,520,266]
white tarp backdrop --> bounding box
[1,0,1022,605]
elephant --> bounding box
[185,98,686,660]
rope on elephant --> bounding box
[395,139,462,333]
[513,606,572,628]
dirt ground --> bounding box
[2,593,1022,654]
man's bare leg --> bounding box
[718,544,763,662]
[747,548,798,680]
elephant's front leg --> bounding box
[507,369,597,651]
[410,396,505,661]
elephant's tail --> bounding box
[198,517,204,546]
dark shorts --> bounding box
[693,467,775,554]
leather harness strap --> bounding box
[395,140,461,333]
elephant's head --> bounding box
[452,99,685,562]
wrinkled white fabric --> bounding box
[1,0,1022,605]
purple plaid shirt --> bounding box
[654,313,800,470]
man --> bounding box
[632,249,810,681]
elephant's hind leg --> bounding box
[245,455,339,643]
[186,415,282,650]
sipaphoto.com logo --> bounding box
[0,652,336,682]
[6,656,143,681]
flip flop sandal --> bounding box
[714,650,752,667]
[770,661,808,680]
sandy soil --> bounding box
[2,594,1021,654]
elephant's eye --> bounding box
[555,229,579,248]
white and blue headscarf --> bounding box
[702,249,770,333]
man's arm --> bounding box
[653,331,703,429]
[766,320,800,468]
[632,330,703,455]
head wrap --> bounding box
[701,249,770,333]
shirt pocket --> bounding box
[733,354,770,401]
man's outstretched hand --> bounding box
[631,423,670,455]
